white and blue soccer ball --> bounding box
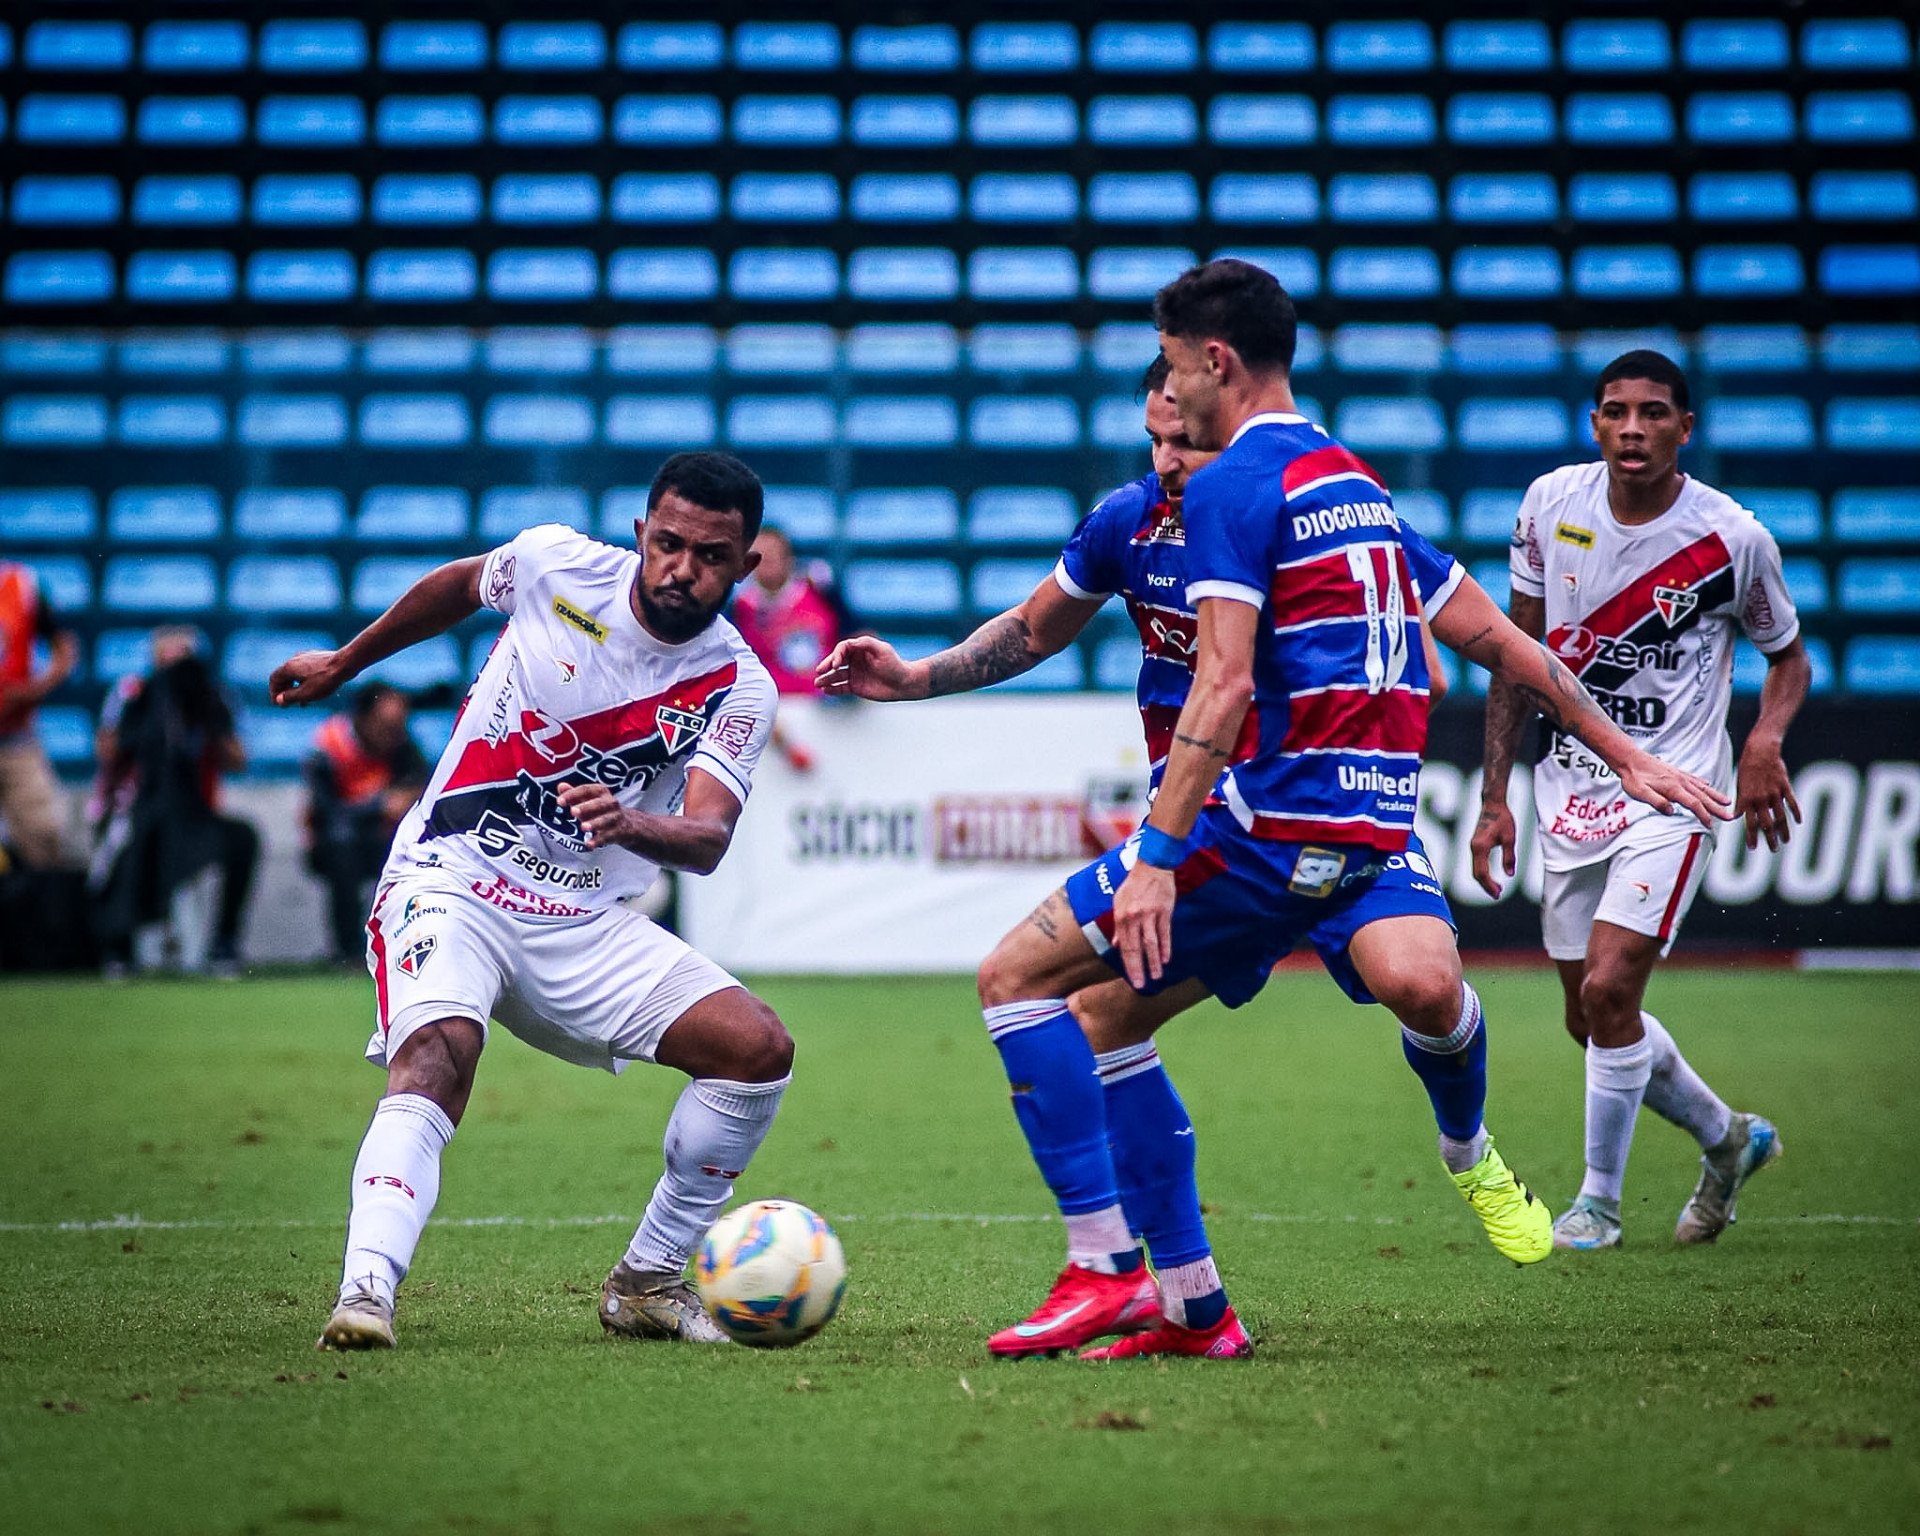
[696,1199,847,1347]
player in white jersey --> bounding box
[270,452,790,1349]
[1473,352,1812,1250]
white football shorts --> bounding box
[362,869,741,1074]
[1540,824,1712,962]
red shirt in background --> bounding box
[733,575,842,697]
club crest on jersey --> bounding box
[655,705,707,755]
[1289,847,1347,899]
[1555,523,1595,549]
[551,596,607,644]
[396,934,437,978]
[554,656,579,684]
[1652,584,1698,627]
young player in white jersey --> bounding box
[1473,352,1811,1250]
[270,452,789,1348]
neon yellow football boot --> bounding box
[1451,1137,1553,1264]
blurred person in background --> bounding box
[90,626,259,977]
[730,525,846,771]
[0,559,79,869]
[304,683,429,966]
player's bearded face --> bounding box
[1157,334,1225,451]
[1592,380,1694,485]
[633,492,759,643]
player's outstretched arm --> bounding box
[1470,588,1545,897]
[557,769,742,875]
[1736,635,1811,851]
[815,578,1101,701]
[270,557,485,706]
[1431,575,1732,833]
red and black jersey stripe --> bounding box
[1549,532,1736,693]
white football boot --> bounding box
[1675,1113,1782,1244]
[317,1289,395,1350]
[1552,1195,1624,1250]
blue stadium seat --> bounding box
[1393,490,1450,540]
[1095,635,1142,691]
[1705,397,1814,451]
[119,393,228,444]
[970,174,1078,223]
[845,559,962,617]
[1089,395,1145,448]
[1840,560,1920,614]
[492,174,600,225]
[234,488,347,542]
[1805,91,1914,143]
[365,249,478,301]
[108,486,220,542]
[734,21,840,71]
[1844,637,1920,695]
[1446,93,1555,144]
[1567,93,1675,143]
[731,173,839,223]
[1453,247,1563,298]
[1208,94,1317,145]
[239,393,349,445]
[1329,95,1435,144]
[607,250,719,301]
[970,95,1078,145]
[1459,489,1522,543]
[850,174,961,223]
[17,94,126,143]
[1335,396,1447,452]
[484,328,593,375]
[1824,325,1920,372]
[1459,399,1571,451]
[1564,20,1670,72]
[1732,488,1821,545]
[358,393,472,446]
[4,252,115,306]
[852,25,960,73]
[969,488,1077,544]
[222,630,332,692]
[727,325,837,376]
[1688,91,1794,143]
[1328,21,1433,73]
[2,333,109,373]
[1089,247,1194,301]
[144,21,250,73]
[616,23,724,71]
[380,22,487,72]
[257,95,365,146]
[25,21,133,71]
[1210,174,1318,225]
[848,248,960,302]
[1780,558,1830,613]
[495,95,602,144]
[1802,19,1912,71]
[850,323,961,374]
[844,489,959,544]
[377,96,485,146]
[752,486,835,543]
[487,249,597,302]
[971,557,1060,614]
[479,488,590,541]
[1569,173,1679,223]
[1089,95,1198,145]
[603,394,719,446]
[1682,20,1788,72]
[137,95,245,144]
[356,487,468,543]
[35,706,94,766]
[130,175,241,226]
[10,176,120,226]
[92,629,153,685]
[852,95,959,145]
[1089,173,1199,224]
[969,247,1079,302]
[246,250,355,303]
[1451,173,1559,224]
[972,396,1080,449]
[1734,637,1835,695]
[351,557,441,615]
[1576,245,1683,299]
[611,173,722,225]
[1090,23,1198,73]
[1694,245,1805,297]
[498,21,606,72]
[18,557,92,613]
[606,327,718,375]
[1834,489,1920,542]
[1332,323,1445,373]
[122,332,228,373]
[1443,21,1552,72]
[104,555,218,613]
[843,396,960,447]
[1811,170,1918,222]
[259,20,366,73]
[971,22,1077,72]
[1330,173,1437,223]
[1699,325,1810,372]
[732,95,840,145]
[0,489,96,542]
[726,395,837,448]
[1452,324,1560,374]
[1090,321,1161,374]
[372,175,481,226]
[1330,246,1439,298]
[252,174,361,226]
[363,636,462,691]
[2,394,108,445]
[242,330,349,373]
[1828,398,1920,452]
[484,394,595,444]
[1209,22,1314,72]
[1688,172,1798,223]
[992,645,1085,689]
[1821,246,1920,296]
[729,249,838,302]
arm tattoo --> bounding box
[924,612,1037,697]
[1174,731,1231,759]
[1026,891,1065,942]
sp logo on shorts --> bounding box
[396,935,437,978]
[1289,847,1348,899]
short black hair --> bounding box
[353,682,404,721]
[648,451,765,544]
[1595,350,1690,413]
[1152,259,1297,375]
[1140,352,1171,398]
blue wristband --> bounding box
[1135,825,1187,869]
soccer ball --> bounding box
[695,1199,847,1348]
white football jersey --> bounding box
[383,524,777,909]
[1509,462,1799,871]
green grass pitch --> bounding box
[2,967,1915,1534]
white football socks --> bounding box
[1063,1205,1138,1273]
[1438,1127,1491,1175]
[1157,1255,1224,1326]
[1579,1036,1654,1206]
[1638,1011,1734,1150]
[624,1074,790,1275]
[340,1093,455,1307]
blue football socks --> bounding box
[1400,981,1489,1143]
